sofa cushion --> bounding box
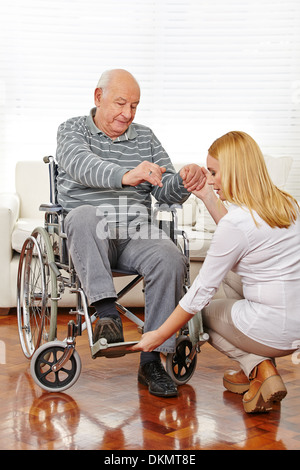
[12,218,44,253]
[264,155,293,189]
[15,161,50,219]
[194,199,217,234]
[178,226,213,261]
[177,195,197,226]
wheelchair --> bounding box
[17,156,209,393]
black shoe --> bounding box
[93,316,124,344]
[138,361,178,397]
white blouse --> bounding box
[179,204,300,350]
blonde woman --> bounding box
[132,131,300,414]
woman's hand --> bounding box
[130,330,163,352]
[130,305,194,353]
[192,167,228,224]
[191,167,213,200]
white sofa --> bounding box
[0,156,294,313]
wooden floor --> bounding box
[1,309,300,451]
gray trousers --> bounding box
[64,205,187,353]
[202,272,296,377]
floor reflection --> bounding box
[3,310,299,450]
[11,368,290,450]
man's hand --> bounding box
[122,161,166,187]
[180,164,206,192]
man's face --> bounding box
[94,73,140,139]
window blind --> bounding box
[1,0,299,197]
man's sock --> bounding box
[140,351,160,365]
[92,298,120,320]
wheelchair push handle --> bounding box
[43,155,55,164]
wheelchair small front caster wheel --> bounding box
[30,341,82,392]
[166,335,197,385]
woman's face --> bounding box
[206,153,225,201]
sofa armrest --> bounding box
[0,193,20,261]
[0,193,20,308]
[0,192,20,222]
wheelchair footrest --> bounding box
[91,339,139,359]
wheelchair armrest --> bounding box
[153,202,182,225]
[153,202,182,240]
[39,203,64,214]
[153,202,182,214]
[155,220,191,288]
[153,202,182,210]
[153,203,189,261]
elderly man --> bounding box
[56,69,204,397]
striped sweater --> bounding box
[56,108,190,225]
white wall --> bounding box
[1,0,299,197]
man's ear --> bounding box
[94,87,103,106]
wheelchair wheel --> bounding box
[30,341,81,392]
[17,227,58,359]
[166,335,197,385]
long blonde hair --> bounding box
[208,131,299,228]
